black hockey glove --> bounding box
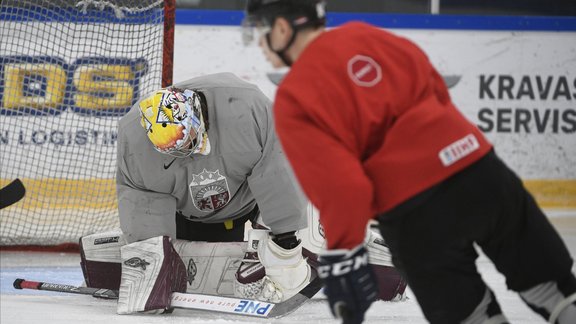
[318,245,379,324]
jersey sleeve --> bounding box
[116,120,177,243]
[274,77,375,250]
[245,91,308,235]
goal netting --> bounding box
[0,0,175,247]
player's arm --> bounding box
[232,90,312,303]
[116,161,177,243]
[274,76,379,323]
[274,87,374,250]
[114,123,186,315]
[245,90,308,235]
[115,122,178,243]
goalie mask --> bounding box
[138,88,209,157]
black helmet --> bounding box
[242,0,326,67]
[244,0,326,30]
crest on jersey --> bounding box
[189,169,230,212]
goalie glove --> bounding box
[318,245,379,324]
[234,229,312,302]
[117,236,187,314]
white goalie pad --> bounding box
[298,204,405,301]
[172,240,246,297]
[80,228,248,295]
[80,228,127,263]
[298,204,393,267]
[80,229,128,289]
[364,224,394,267]
[117,236,187,314]
[82,206,401,302]
[298,204,326,254]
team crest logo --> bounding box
[189,169,230,212]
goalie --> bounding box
[79,72,407,315]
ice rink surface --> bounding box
[1,212,575,324]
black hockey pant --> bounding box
[377,149,576,323]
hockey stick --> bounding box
[0,178,25,209]
[13,276,323,318]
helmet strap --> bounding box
[265,20,300,67]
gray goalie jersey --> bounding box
[117,73,307,243]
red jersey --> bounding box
[274,22,492,250]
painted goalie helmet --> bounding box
[138,87,207,157]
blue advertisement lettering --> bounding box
[0,56,148,116]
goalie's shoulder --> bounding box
[117,105,158,157]
[118,103,142,130]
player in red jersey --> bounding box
[242,1,576,323]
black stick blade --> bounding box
[0,178,26,209]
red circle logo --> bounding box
[347,55,382,87]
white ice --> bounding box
[1,212,575,324]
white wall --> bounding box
[174,25,576,180]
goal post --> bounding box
[0,0,176,247]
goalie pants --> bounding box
[176,206,259,242]
[377,149,576,324]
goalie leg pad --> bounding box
[364,226,408,301]
[82,235,247,296]
[79,229,126,290]
[172,240,246,296]
[117,236,187,315]
[371,264,408,301]
[300,204,408,301]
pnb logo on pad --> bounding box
[234,300,272,316]
[438,134,480,166]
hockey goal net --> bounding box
[0,0,175,248]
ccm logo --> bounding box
[318,253,369,278]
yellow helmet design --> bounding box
[138,88,205,157]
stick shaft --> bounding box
[13,276,322,318]
[13,279,118,299]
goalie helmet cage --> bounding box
[0,0,175,249]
